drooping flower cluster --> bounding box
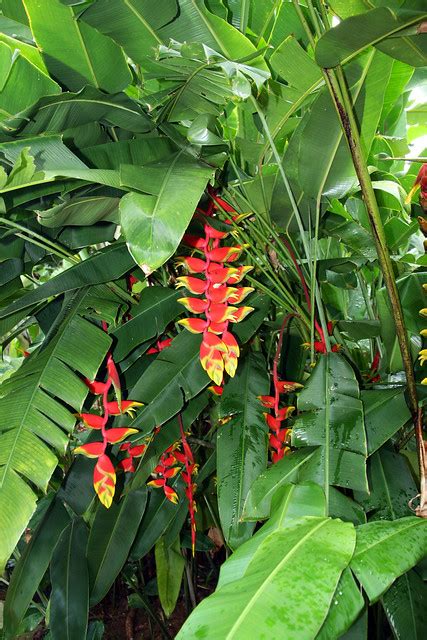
[74,353,142,508]
[259,314,302,463]
[176,216,254,386]
[260,381,301,463]
[148,443,181,504]
[148,416,198,553]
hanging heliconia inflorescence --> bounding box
[74,350,143,508]
[259,314,303,463]
[148,415,198,553]
[176,198,254,387]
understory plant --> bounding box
[0,1,427,639]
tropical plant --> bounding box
[0,0,427,639]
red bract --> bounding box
[146,337,173,354]
[177,206,253,386]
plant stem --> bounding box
[324,65,426,515]
[326,67,418,413]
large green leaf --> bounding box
[0,39,60,122]
[3,497,70,640]
[125,331,209,437]
[23,0,132,92]
[292,352,368,495]
[0,244,135,328]
[362,388,411,455]
[382,569,427,640]
[0,289,111,572]
[112,286,181,361]
[315,7,427,68]
[159,0,266,64]
[37,196,120,228]
[177,517,356,640]
[120,153,214,273]
[217,352,270,549]
[242,448,319,520]
[355,448,417,521]
[316,568,365,640]
[219,482,326,588]
[87,486,148,606]
[351,517,427,602]
[272,51,393,223]
[155,536,185,618]
[50,518,89,640]
[12,88,151,136]
[81,0,177,65]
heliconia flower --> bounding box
[259,395,275,408]
[206,246,244,263]
[128,444,146,457]
[203,350,225,386]
[206,285,231,304]
[228,306,254,323]
[421,329,427,337]
[74,442,105,458]
[107,353,121,403]
[83,378,109,395]
[118,457,135,473]
[422,378,427,385]
[206,266,238,285]
[78,413,105,429]
[182,234,207,249]
[420,309,427,317]
[105,427,139,444]
[208,385,224,395]
[178,318,208,333]
[204,223,229,239]
[265,413,282,430]
[176,256,207,273]
[208,321,229,334]
[226,265,253,284]
[105,400,143,416]
[208,303,238,324]
[275,381,303,393]
[176,276,207,295]
[163,485,179,504]
[146,337,173,354]
[226,287,254,304]
[177,297,209,313]
[405,163,427,204]
[93,454,116,508]
[276,406,295,420]
[148,478,166,488]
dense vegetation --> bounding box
[0,1,427,638]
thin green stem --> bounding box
[329,66,417,411]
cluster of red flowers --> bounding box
[74,353,143,508]
[260,382,299,463]
[148,415,198,553]
[176,209,253,387]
